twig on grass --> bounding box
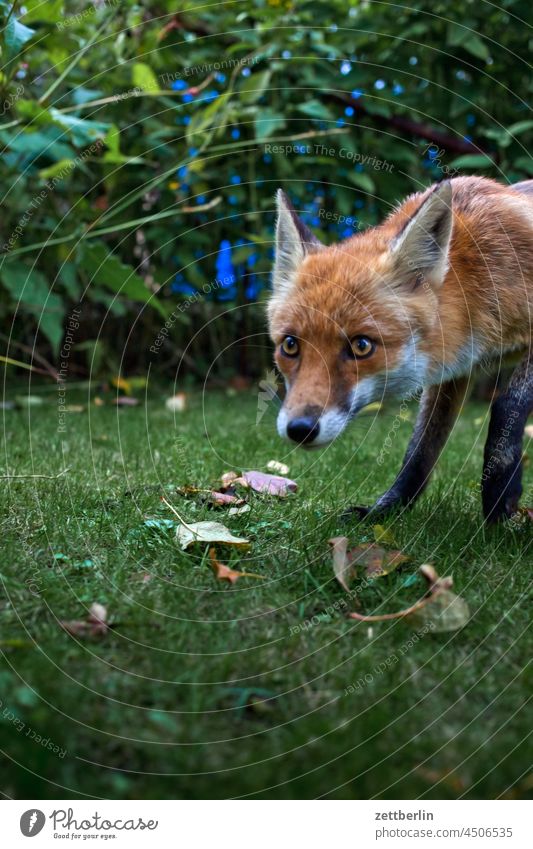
[0,468,71,481]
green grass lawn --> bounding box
[0,385,532,800]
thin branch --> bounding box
[328,92,486,157]
[181,196,222,213]
[0,333,58,379]
[1,468,70,480]
[160,496,195,531]
[0,354,57,378]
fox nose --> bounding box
[287,416,320,445]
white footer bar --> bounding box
[2,799,530,848]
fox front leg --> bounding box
[346,377,469,521]
[482,354,533,523]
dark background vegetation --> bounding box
[0,0,532,384]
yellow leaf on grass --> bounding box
[162,496,250,550]
[112,376,132,395]
[373,524,397,546]
[177,520,250,550]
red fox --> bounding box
[268,176,533,522]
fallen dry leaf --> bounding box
[219,469,297,497]
[112,376,132,395]
[241,470,297,496]
[329,536,409,585]
[162,497,250,550]
[228,504,251,516]
[373,524,398,547]
[525,424,533,439]
[358,544,409,578]
[88,603,107,626]
[177,485,245,508]
[209,548,264,584]
[176,520,250,550]
[266,460,290,475]
[348,563,470,632]
[165,393,187,412]
[221,471,240,488]
[176,485,203,497]
[60,602,108,638]
[209,490,244,507]
[113,396,139,406]
[329,536,356,593]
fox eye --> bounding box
[280,335,299,357]
[350,335,375,359]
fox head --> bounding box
[267,182,453,446]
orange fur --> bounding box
[269,177,533,420]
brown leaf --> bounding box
[348,564,469,632]
[177,485,245,508]
[221,471,240,488]
[209,548,264,584]
[176,485,204,497]
[60,602,108,638]
[330,538,409,582]
[356,544,409,578]
[60,620,94,638]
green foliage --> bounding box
[0,0,531,373]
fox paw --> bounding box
[340,505,372,523]
[482,477,522,524]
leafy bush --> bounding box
[0,0,531,377]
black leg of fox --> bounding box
[346,377,469,520]
[482,353,533,523]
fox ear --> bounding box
[273,190,323,295]
[391,181,453,288]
